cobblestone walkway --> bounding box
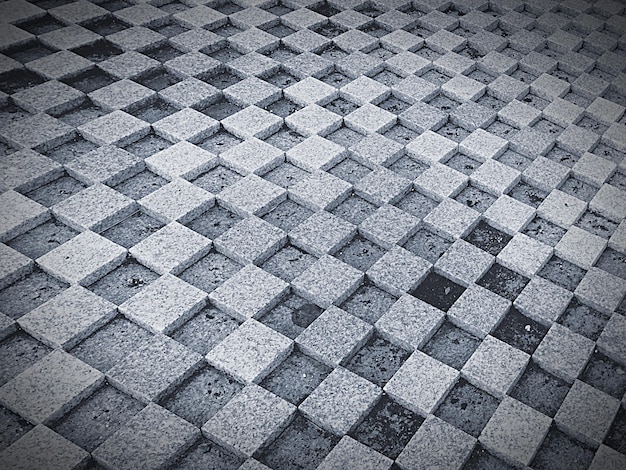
[1,0,626,468]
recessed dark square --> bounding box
[476,94,506,112]
[265,98,302,118]
[558,297,611,341]
[559,176,598,203]
[191,165,243,194]
[198,98,242,120]
[319,69,351,87]
[508,181,549,209]
[608,170,626,192]
[580,351,626,400]
[69,316,153,372]
[345,335,411,387]
[313,21,346,39]
[256,412,340,470]
[477,263,529,301]
[326,125,364,148]
[350,394,423,459]
[213,1,243,14]
[260,349,332,405]
[264,45,298,63]
[260,293,322,338]
[170,305,240,355]
[264,3,293,15]
[360,22,390,38]
[538,255,587,291]
[173,437,243,469]
[5,41,55,64]
[52,385,144,452]
[604,405,626,455]
[98,0,131,11]
[595,247,626,279]
[446,153,482,175]
[371,67,401,85]
[0,102,30,130]
[0,69,45,94]
[63,68,116,94]
[264,22,296,38]
[211,21,243,38]
[575,211,618,239]
[262,199,314,231]
[340,282,397,324]
[26,174,86,207]
[199,69,242,90]
[129,97,179,124]
[261,245,317,283]
[491,307,548,354]
[83,16,129,35]
[0,268,68,320]
[311,2,340,17]
[486,121,519,141]
[264,70,299,88]
[523,216,566,247]
[531,426,595,470]
[435,379,499,438]
[161,366,243,427]
[436,121,470,143]
[509,362,570,418]
[464,220,512,256]
[464,443,516,470]
[73,40,123,62]
[412,272,466,312]
[383,124,418,146]
[394,189,437,218]
[0,332,52,387]
[208,45,243,63]
[429,94,461,113]
[421,321,481,370]
[141,43,183,63]
[264,126,306,151]
[324,97,359,116]
[8,219,78,259]
[317,44,349,61]
[135,67,182,91]
[88,259,160,305]
[403,228,452,263]
[334,235,386,272]
[455,184,497,213]
[532,118,565,136]
[545,145,579,168]
[377,96,411,114]
[55,98,106,127]
[355,4,382,17]
[187,205,242,239]
[388,155,428,180]
[179,251,243,294]
[197,129,242,154]
[328,158,371,185]
[262,161,308,188]
[44,135,98,164]
[112,169,168,199]
[101,211,164,249]
[0,406,34,452]
[16,14,64,35]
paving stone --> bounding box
[289,210,355,257]
[317,435,392,470]
[434,238,494,287]
[286,135,345,171]
[423,197,480,240]
[139,178,214,224]
[597,313,626,367]
[288,170,352,211]
[414,163,468,200]
[360,204,419,249]
[218,174,286,217]
[575,267,626,314]
[484,195,535,235]
[145,141,217,180]
[65,145,144,186]
[366,246,431,297]
[214,215,286,265]
[0,190,49,243]
[78,110,150,146]
[514,276,572,324]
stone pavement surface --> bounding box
[1,0,626,468]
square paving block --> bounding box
[224,76,281,107]
[396,416,476,470]
[441,74,485,101]
[106,334,203,402]
[0,425,89,470]
[292,256,363,309]
[555,379,620,447]
[296,305,371,367]
[590,184,626,222]
[434,239,494,287]
[589,445,626,470]
[497,100,542,128]
[339,76,389,105]
[483,195,535,235]
[139,178,214,224]
[12,80,84,115]
[145,141,217,180]
[459,129,508,161]
[209,265,289,321]
[221,138,284,175]
[572,152,616,187]
[575,267,626,314]
[385,350,459,415]
[130,222,212,275]
[78,110,150,146]
[222,106,283,140]
[479,397,551,467]
[366,246,431,297]
[462,335,529,398]
[354,167,412,206]
[533,323,595,383]
[447,285,510,339]
[18,285,116,350]
[597,314,626,367]
[159,77,219,108]
[65,145,144,186]
[0,350,103,424]
[406,130,458,165]
[470,159,520,196]
[514,277,572,325]
[119,274,207,334]
[218,174,286,217]
[286,135,346,172]
[497,233,552,277]
[285,104,343,136]
[289,210,355,257]
[288,170,352,211]
[0,149,62,193]
[414,163,468,200]
[285,76,337,105]
[98,51,161,80]
[93,403,199,470]
[0,244,32,290]
[344,103,396,134]
[317,435,392,470]
[423,197,480,240]
[206,318,292,383]
[214,216,286,265]
[36,230,126,286]
[523,156,570,192]
[0,113,73,150]
[299,367,380,434]
[555,226,606,269]
[89,79,154,111]
[152,108,219,143]
[359,204,419,249]
[0,190,49,243]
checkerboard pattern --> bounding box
[1,0,626,468]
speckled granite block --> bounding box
[367,246,431,297]
[407,130,458,165]
[286,135,346,172]
[139,178,214,224]
[589,445,626,470]
[513,276,572,324]
[360,204,420,249]
[225,77,281,107]
[0,149,62,193]
[354,167,412,206]
[414,164,468,200]
[221,138,284,175]
[146,141,217,180]
[447,286,510,339]
[222,106,283,140]
[218,174,286,217]
[214,216,286,265]
[18,286,116,349]
[349,133,403,167]
[78,111,150,147]
[0,191,49,243]
[202,383,295,457]
[479,397,551,466]
[0,244,32,291]
[36,231,126,286]
[153,108,219,143]
[0,311,17,341]
[423,198,480,240]
[209,265,288,321]
[93,403,200,470]
[0,350,103,424]
[285,104,343,137]
[288,170,352,211]
[497,233,552,277]
[597,313,626,367]
[0,113,73,150]
[435,239,494,287]
[589,184,626,222]
[65,145,144,186]
[484,195,535,235]
[317,435,392,470]
[289,210,355,256]
[574,267,626,314]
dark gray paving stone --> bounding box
[463,444,516,470]
[331,194,378,226]
[0,331,52,387]
[0,406,34,453]
[509,362,570,418]
[557,298,611,342]
[345,334,410,387]
[538,255,587,291]
[25,174,87,207]
[340,282,397,324]
[197,130,242,155]
[387,155,428,180]
[580,352,626,400]
[530,426,595,470]
[191,165,243,194]
[403,227,452,263]
[262,199,313,232]
[334,235,386,272]
[421,321,481,370]
[178,251,242,294]
[508,181,548,208]
[261,245,317,283]
[604,405,626,455]
[101,211,164,249]
[259,293,321,339]
[0,268,68,319]
[575,211,619,239]
[122,133,172,159]
[112,169,168,199]
[454,184,497,213]
[7,218,78,259]
[477,263,529,301]
[172,438,244,470]
[523,216,566,247]
[187,205,242,240]
[87,259,160,305]
[411,272,466,313]
[491,307,548,355]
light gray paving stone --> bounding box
[441,74,485,101]
[229,6,277,28]
[479,397,551,467]
[18,286,116,350]
[36,231,126,286]
[289,210,355,257]
[367,246,431,297]
[509,127,555,158]
[484,195,535,235]
[169,28,222,53]
[296,305,371,366]
[572,152,616,187]
[0,350,103,424]
[106,26,165,51]
[345,103,397,135]
[542,97,584,128]
[340,76,390,105]
[239,459,273,470]
[300,366,381,434]
[224,77,281,107]
[602,122,626,153]
[537,189,586,228]
[376,294,444,351]
[557,124,600,156]
[0,113,73,150]
[52,183,136,233]
[447,285,511,339]
[222,106,283,140]
[589,445,626,470]
[93,404,199,470]
[285,104,343,137]
[514,277,572,325]
[119,274,207,334]
[209,265,289,321]
[99,51,160,80]
[0,23,33,50]
[478,51,518,75]
[497,233,552,277]
[609,220,626,253]
[286,135,346,172]
[317,435,393,470]
[459,129,508,161]
[488,75,529,102]
[498,100,542,128]
[385,350,459,415]
[589,184,626,222]
[400,102,447,134]
[206,318,292,382]
[37,24,97,50]
[78,110,150,147]
[587,96,625,125]
[396,416,476,470]
[359,204,420,249]
[285,77,337,105]
[165,51,220,77]
[414,163,468,200]
[382,30,424,52]
[202,383,295,458]
[139,178,214,224]
[288,170,352,211]
[153,108,219,143]
[106,334,203,402]
[434,51,475,76]
[282,28,329,53]
[284,51,333,79]
[49,0,107,23]
[392,75,439,104]
[26,50,92,80]
[173,5,226,29]
[407,130,458,165]
[114,3,169,26]
[0,190,49,243]
[0,243,32,290]
[145,141,217,180]
[597,313,626,367]
[522,156,570,192]
[575,267,626,314]
[214,215,286,265]
[160,78,220,109]
[12,80,84,115]
[533,323,595,382]
[555,226,606,269]
[434,239,494,287]
[220,138,284,175]
[218,174,286,217]
[423,197,480,239]
[354,167,412,206]
[0,425,89,470]
[89,79,154,111]
[65,145,144,186]
[470,159,521,195]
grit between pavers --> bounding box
[1,0,626,468]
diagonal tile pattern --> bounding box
[1,0,626,468]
